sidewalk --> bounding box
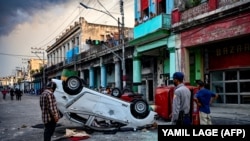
[155,103,250,125]
[210,104,250,123]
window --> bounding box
[226,95,238,104]
[157,0,166,14]
[240,82,250,92]
[211,71,223,81]
[225,71,237,80]
[240,70,250,79]
[225,82,237,93]
[211,69,250,104]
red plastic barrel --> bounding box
[154,86,174,121]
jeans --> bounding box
[183,115,191,125]
[44,120,56,141]
[176,114,191,125]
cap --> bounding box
[46,81,57,91]
[196,80,205,87]
[173,72,184,81]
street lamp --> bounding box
[80,1,126,89]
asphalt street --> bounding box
[1,93,250,141]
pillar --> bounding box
[114,57,121,89]
[101,65,107,88]
[133,55,141,84]
[89,67,94,89]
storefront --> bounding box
[180,10,250,105]
[207,36,250,104]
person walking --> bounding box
[170,72,191,125]
[10,88,15,100]
[40,81,61,141]
[1,88,8,100]
[16,89,23,101]
[15,88,19,100]
[194,80,218,125]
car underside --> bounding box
[52,76,157,132]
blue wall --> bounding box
[66,46,79,63]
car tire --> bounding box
[62,76,83,95]
[111,87,122,98]
[130,99,150,119]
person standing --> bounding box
[134,18,139,26]
[16,89,23,101]
[1,88,8,100]
[170,72,191,125]
[40,81,61,141]
[142,11,149,22]
[15,88,19,100]
[194,80,218,125]
[10,88,15,100]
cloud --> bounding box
[0,0,69,37]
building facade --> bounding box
[41,0,250,105]
[45,17,133,91]
[172,0,250,104]
[130,0,174,104]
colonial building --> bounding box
[37,0,250,106]
[45,17,133,91]
[28,58,47,91]
[129,0,250,105]
[129,0,174,103]
[171,0,250,104]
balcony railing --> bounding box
[133,13,171,39]
[172,0,248,25]
[46,42,127,73]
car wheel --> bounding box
[130,99,150,119]
[111,87,122,98]
[62,76,83,95]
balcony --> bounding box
[130,13,171,46]
[171,0,250,32]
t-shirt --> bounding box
[195,88,216,114]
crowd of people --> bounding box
[134,11,156,26]
[1,88,23,101]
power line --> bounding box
[0,52,35,58]
[33,0,133,42]
[0,52,67,59]
[32,3,82,49]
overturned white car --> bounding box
[52,76,157,132]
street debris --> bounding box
[64,128,90,141]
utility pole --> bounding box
[120,0,126,89]
[79,1,126,89]
[22,58,29,80]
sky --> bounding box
[0,0,134,77]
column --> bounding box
[169,47,176,80]
[62,45,65,64]
[101,65,107,88]
[89,67,94,89]
[58,49,60,64]
[80,70,84,80]
[114,57,121,89]
[167,35,177,80]
[133,55,141,84]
